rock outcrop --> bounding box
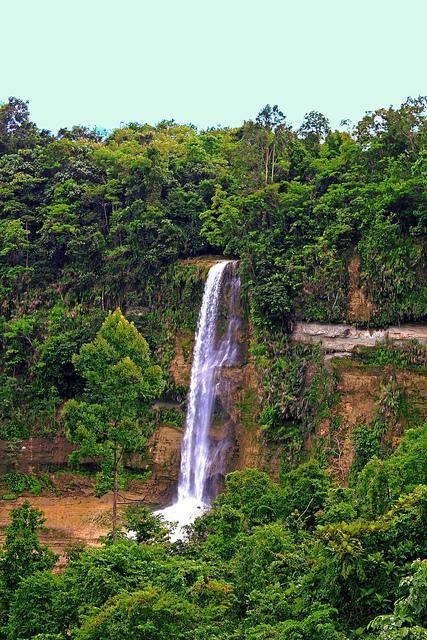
[140,425,183,505]
[292,322,427,355]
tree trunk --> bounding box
[264,145,269,184]
[112,446,118,541]
[102,202,109,234]
[271,141,275,183]
[25,221,29,269]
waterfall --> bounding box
[158,260,241,539]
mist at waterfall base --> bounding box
[156,260,241,541]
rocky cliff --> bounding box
[292,322,427,354]
[1,257,426,513]
[1,316,426,504]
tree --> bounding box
[299,111,331,141]
[62,309,164,539]
[0,97,47,153]
[123,505,171,543]
[0,219,31,302]
[369,560,427,639]
[57,125,103,142]
[6,571,61,640]
[256,104,287,132]
[255,104,287,184]
[0,501,57,628]
[281,461,330,526]
[74,587,198,640]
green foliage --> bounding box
[6,572,61,640]
[353,421,427,516]
[0,95,425,443]
[233,522,305,596]
[155,406,184,428]
[254,330,337,466]
[0,97,426,639]
[358,219,426,325]
[74,587,198,640]
[0,502,57,594]
[358,341,427,368]
[63,308,164,467]
[370,560,427,639]
[214,468,280,527]
[281,461,330,526]
[0,501,57,632]
[123,505,171,543]
[1,425,427,640]
[62,308,164,536]
[3,473,44,496]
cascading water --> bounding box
[158,260,241,539]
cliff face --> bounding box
[1,254,426,509]
[1,318,426,505]
[347,253,376,323]
[315,361,427,483]
[2,314,426,505]
[0,436,76,474]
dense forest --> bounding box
[0,96,426,639]
[0,96,425,439]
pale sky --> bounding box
[2,0,426,132]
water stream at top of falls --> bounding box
[157,260,241,539]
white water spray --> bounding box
[158,260,240,539]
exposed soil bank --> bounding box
[0,478,145,566]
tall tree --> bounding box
[0,97,48,154]
[255,104,287,184]
[62,309,164,539]
[299,111,331,143]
